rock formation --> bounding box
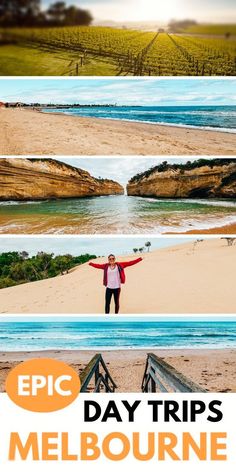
[0,158,124,200]
[127,160,236,199]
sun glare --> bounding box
[135,0,181,23]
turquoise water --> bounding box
[42,106,236,133]
[0,195,236,234]
[0,321,236,351]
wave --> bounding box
[140,197,236,208]
[120,214,236,235]
[42,109,236,133]
[1,330,236,338]
[101,117,236,133]
[124,110,236,117]
[1,333,236,344]
[173,215,236,232]
[0,200,45,206]
[148,214,236,234]
[0,344,235,352]
[44,107,236,116]
[1,196,236,209]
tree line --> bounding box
[129,158,236,183]
[133,241,151,254]
[0,0,93,27]
[0,251,96,288]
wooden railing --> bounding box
[80,354,117,393]
[142,353,206,393]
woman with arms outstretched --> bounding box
[89,254,143,314]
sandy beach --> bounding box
[1,108,236,155]
[183,222,236,235]
[0,239,235,314]
[0,348,235,393]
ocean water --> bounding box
[42,106,236,133]
[0,195,236,234]
[0,321,236,351]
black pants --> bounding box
[105,288,121,314]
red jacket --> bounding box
[89,258,142,286]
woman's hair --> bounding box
[108,254,115,259]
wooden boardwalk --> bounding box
[142,353,206,393]
[80,354,117,392]
[80,353,205,393]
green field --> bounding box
[183,24,236,36]
[0,26,235,76]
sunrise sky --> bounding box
[43,0,236,23]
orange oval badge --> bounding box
[6,358,81,412]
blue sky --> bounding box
[42,0,236,23]
[1,79,235,106]
[0,236,196,257]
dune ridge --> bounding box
[0,239,235,314]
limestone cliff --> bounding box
[0,158,124,200]
[127,160,236,198]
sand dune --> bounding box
[1,108,236,155]
[1,239,235,314]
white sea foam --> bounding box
[140,197,236,208]
[0,200,45,206]
[42,109,236,133]
[0,344,234,352]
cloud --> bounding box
[0,235,188,256]
[54,157,198,185]
[1,78,236,106]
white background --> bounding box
[0,393,235,471]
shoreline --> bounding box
[40,108,236,135]
[1,348,235,357]
[0,346,234,353]
[0,193,235,235]
[182,222,236,235]
[165,221,236,235]
[1,108,236,155]
[1,348,236,393]
[1,218,235,235]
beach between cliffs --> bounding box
[0,239,235,314]
[1,108,236,155]
[0,349,235,393]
